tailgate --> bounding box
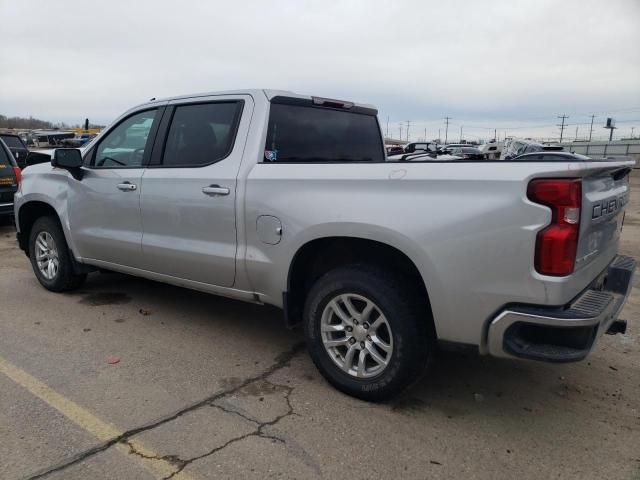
[575,163,632,272]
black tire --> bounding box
[304,265,434,401]
[28,216,86,292]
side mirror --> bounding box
[52,148,83,169]
[52,148,84,180]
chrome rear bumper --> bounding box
[487,255,636,362]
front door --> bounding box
[69,108,161,267]
[139,95,252,287]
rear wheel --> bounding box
[304,265,433,401]
[29,216,86,292]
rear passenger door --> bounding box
[139,95,253,287]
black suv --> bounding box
[0,133,29,169]
[0,139,20,219]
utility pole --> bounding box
[574,125,578,141]
[494,128,497,141]
[438,129,441,143]
[632,127,635,139]
[406,120,410,142]
[386,116,389,138]
[444,117,451,144]
[399,123,402,141]
[588,114,595,142]
[460,126,463,142]
[424,128,427,141]
[557,114,569,143]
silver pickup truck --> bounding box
[14,89,636,400]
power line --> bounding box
[557,114,569,142]
[588,114,595,142]
[444,117,451,144]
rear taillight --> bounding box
[527,178,581,276]
[13,166,22,186]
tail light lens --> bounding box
[12,166,22,186]
[527,178,581,276]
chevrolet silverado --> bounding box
[13,90,636,400]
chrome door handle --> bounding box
[202,185,230,196]
[117,182,137,191]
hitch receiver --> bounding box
[606,319,627,335]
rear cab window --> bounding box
[264,97,384,163]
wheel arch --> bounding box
[17,201,65,255]
[284,236,436,335]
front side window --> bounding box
[93,109,158,168]
[161,101,243,167]
[265,104,384,163]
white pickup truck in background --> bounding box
[14,89,636,400]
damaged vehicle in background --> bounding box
[501,138,565,160]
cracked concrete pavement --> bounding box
[1,171,639,479]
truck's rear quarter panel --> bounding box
[244,159,634,349]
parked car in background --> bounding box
[404,142,437,153]
[61,133,98,148]
[13,89,636,401]
[501,138,564,160]
[0,133,30,168]
[445,146,485,160]
[440,143,472,151]
[511,152,590,162]
[0,138,21,218]
[386,151,463,161]
[31,130,75,148]
[479,140,503,160]
[386,145,405,156]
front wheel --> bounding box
[303,265,433,401]
[28,216,86,292]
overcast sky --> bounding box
[1,0,639,141]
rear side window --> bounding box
[0,135,25,149]
[265,104,384,163]
[161,101,243,167]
